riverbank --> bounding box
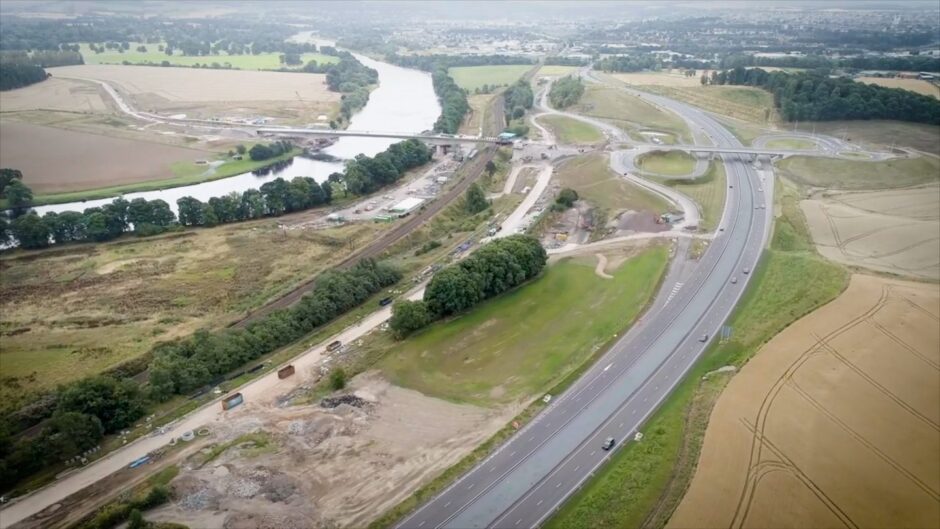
[4,148,301,209]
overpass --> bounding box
[634,143,835,158]
[256,127,498,145]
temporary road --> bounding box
[396,82,774,528]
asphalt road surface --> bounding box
[397,86,774,529]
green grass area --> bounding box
[636,150,696,176]
[379,249,669,405]
[572,85,690,141]
[776,154,940,189]
[29,147,300,206]
[555,153,669,213]
[540,115,605,144]
[538,65,580,76]
[546,176,848,529]
[447,65,533,92]
[79,42,338,70]
[653,161,727,231]
[764,138,816,150]
[793,120,940,156]
[639,84,776,125]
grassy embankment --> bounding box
[763,138,815,150]
[651,161,727,231]
[545,176,848,529]
[793,120,940,156]
[776,154,940,190]
[570,84,691,142]
[23,147,301,207]
[447,65,532,92]
[635,150,696,176]
[79,42,339,70]
[369,247,670,527]
[552,153,670,240]
[637,84,777,126]
[540,115,605,144]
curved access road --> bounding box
[397,84,773,529]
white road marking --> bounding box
[603,363,613,372]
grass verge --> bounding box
[775,154,940,189]
[636,150,696,177]
[539,115,605,144]
[651,161,726,231]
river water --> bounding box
[33,53,440,215]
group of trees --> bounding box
[0,256,399,491]
[341,138,433,195]
[300,52,378,121]
[707,67,940,124]
[6,196,176,249]
[718,53,940,73]
[386,53,533,71]
[544,56,588,66]
[503,79,534,136]
[176,175,333,227]
[1,49,83,67]
[0,62,48,91]
[548,75,585,109]
[248,140,293,161]
[431,67,470,134]
[594,54,662,73]
[554,188,579,209]
[2,140,432,250]
[148,259,400,399]
[463,183,490,214]
[0,376,145,489]
[390,235,547,338]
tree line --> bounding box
[248,140,293,161]
[0,62,48,91]
[1,139,433,250]
[0,258,400,492]
[706,67,940,124]
[301,51,378,122]
[544,56,588,66]
[594,54,662,73]
[431,68,470,134]
[503,79,534,136]
[390,235,547,337]
[386,53,533,71]
[718,53,940,73]
[548,75,585,109]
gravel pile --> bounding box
[320,394,367,409]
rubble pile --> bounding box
[320,394,368,409]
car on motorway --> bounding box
[743,267,750,274]
[699,333,709,343]
[601,437,615,451]
[731,276,738,284]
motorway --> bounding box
[397,84,773,528]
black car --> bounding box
[379,297,393,306]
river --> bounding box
[33,52,440,216]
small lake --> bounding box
[33,51,441,215]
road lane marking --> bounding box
[467,483,475,490]
[536,500,543,507]
[555,482,562,488]
[418,522,425,528]
[515,519,522,526]
[603,363,613,372]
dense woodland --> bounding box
[707,67,940,124]
[548,75,585,108]
[390,235,547,337]
[386,53,533,71]
[0,62,48,91]
[431,68,470,134]
[503,79,535,136]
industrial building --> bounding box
[389,197,425,217]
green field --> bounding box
[636,150,696,176]
[572,85,690,141]
[540,115,605,144]
[653,161,727,230]
[28,147,301,206]
[640,84,776,125]
[447,65,533,92]
[793,120,940,156]
[379,248,669,406]
[776,154,940,189]
[555,153,669,213]
[79,42,338,70]
[546,176,848,529]
[764,138,816,150]
[538,65,580,76]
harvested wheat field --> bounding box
[47,64,339,123]
[611,71,704,87]
[0,121,211,193]
[146,372,518,529]
[0,77,109,112]
[858,77,940,99]
[670,274,940,529]
[800,185,940,280]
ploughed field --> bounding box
[670,275,940,529]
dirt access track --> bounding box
[670,274,939,529]
[800,185,940,280]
